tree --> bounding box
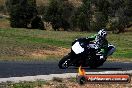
[123,0,132,28]
[107,0,132,33]
[5,0,45,30]
[43,0,74,31]
[31,16,45,30]
[90,12,107,31]
[71,0,91,31]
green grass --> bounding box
[0,28,89,46]
[0,28,132,61]
[0,80,49,88]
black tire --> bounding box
[89,65,99,69]
[75,62,87,67]
[89,59,106,69]
[74,60,84,67]
[58,54,71,69]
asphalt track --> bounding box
[0,61,132,78]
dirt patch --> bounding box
[29,48,132,62]
[29,47,70,58]
[0,44,70,58]
[108,57,132,62]
[0,15,10,28]
[0,20,10,28]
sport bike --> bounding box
[58,38,115,69]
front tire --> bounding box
[58,54,71,69]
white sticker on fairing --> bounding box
[72,42,84,54]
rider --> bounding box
[87,29,108,59]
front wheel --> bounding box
[58,54,71,69]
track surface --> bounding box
[0,61,132,78]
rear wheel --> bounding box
[75,60,87,67]
[89,59,106,69]
[58,54,71,69]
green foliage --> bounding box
[90,12,107,31]
[107,0,132,33]
[6,0,36,28]
[4,0,131,32]
[71,0,91,31]
[43,0,74,30]
[31,16,45,30]
[5,0,45,30]
[124,0,132,17]
[108,16,127,34]
[13,83,34,88]
[0,5,5,13]
[37,5,47,15]
[0,80,48,88]
[42,0,131,32]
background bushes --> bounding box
[2,0,132,32]
[5,0,45,30]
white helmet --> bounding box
[98,29,107,38]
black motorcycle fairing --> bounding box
[72,38,90,48]
[70,38,101,66]
[58,37,111,69]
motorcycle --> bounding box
[58,37,116,69]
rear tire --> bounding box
[89,59,106,69]
[58,54,71,69]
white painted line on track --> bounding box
[0,70,132,83]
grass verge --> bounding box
[0,28,132,61]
